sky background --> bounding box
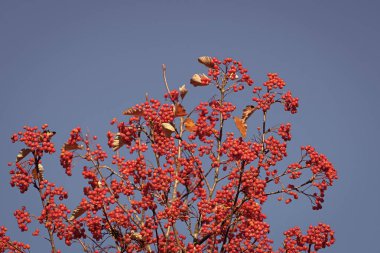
[1,1,379,252]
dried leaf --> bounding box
[131,231,144,241]
[63,143,84,151]
[69,205,86,221]
[198,56,214,68]
[241,105,257,123]
[161,123,175,137]
[32,168,38,180]
[234,117,247,138]
[190,74,210,87]
[32,164,45,181]
[16,148,31,162]
[42,130,56,138]
[184,118,197,132]
[38,164,44,180]
[112,134,125,151]
[174,104,187,117]
[229,73,239,79]
[179,84,188,99]
[123,107,144,116]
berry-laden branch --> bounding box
[5,56,338,252]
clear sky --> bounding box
[1,1,379,252]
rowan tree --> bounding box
[3,56,337,253]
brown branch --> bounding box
[220,161,245,253]
[162,64,175,103]
[33,155,57,253]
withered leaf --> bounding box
[32,164,45,181]
[32,168,38,180]
[123,107,144,116]
[198,56,214,68]
[42,130,56,138]
[184,118,197,132]
[161,123,175,137]
[241,105,257,123]
[174,104,187,117]
[69,205,86,221]
[131,231,144,241]
[229,73,239,80]
[190,74,210,87]
[112,133,125,151]
[234,117,247,138]
[63,142,84,151]
[16,148,31,163]
[179,84,188,99]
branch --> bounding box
[162,64,175,103]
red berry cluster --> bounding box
[208,57,221,80]
[278,123,292,141]
[253,92,276,112]
[60,150,74,176]
[189,102,218,142]
[282,90,299,114]
[164,89,179,102]
[89,144,108,162]
[279,223,335,252]
[60,127,82,176]
[223,58,254,85]
[302,145,338,210]
[304,223,335,251]
[9,163,33,193]
[11,125,56,156]
[0,226,30,252]
[263,136,288,167]
[209,100,236,120]
[287,162,303,179]
[221,134,260,163]
[264,73,286,91]
[204,57,254,90]
[241,166,267,202]
[14,206,31,232]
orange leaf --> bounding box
[174,104,187,117]
[184,118,197,132]
[234,117,247,138]
[32,168,38,180]
[63,143,84,151]
[123,107,144,116]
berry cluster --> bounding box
[0,226,30,252]
[14,206,31,232]
[60,127,82,176]
[278,123,292,141]
[282,90,299,114]
[9,163,33,193]
[302,145,338,210]
[279,224,335,252]
[264,73,286,91]
[11,125,56,156]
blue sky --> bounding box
[1,1,379,252]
